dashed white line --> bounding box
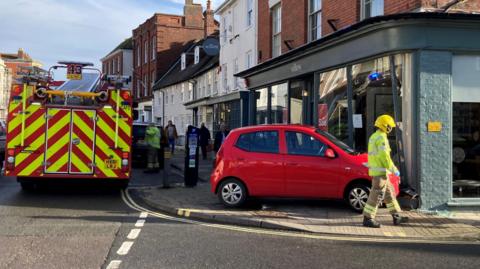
[127,228,142,240]
[106,260,122,269]
[139,212,148,219]
[135,219,145,227]
[117,241,134,255]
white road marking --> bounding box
[127,228,142,240]
[135,219,145,227]
[139,212,148,219]
[106,260,122,269]
[121,190,480,245]
[117,241,134,255]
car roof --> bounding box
[231,124,316,134]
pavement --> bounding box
[129,149,480,242]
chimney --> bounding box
[204,0,215,37]
[18,48,25,59]
[184,0,203,28]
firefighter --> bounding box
[363,115,409,228]
[144,122,160,173]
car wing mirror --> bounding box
[325,148,336,159]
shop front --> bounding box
[238,13,480,210]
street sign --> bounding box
[67,64,82,80]
[203,38,220,56]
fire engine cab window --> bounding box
[286,131,326,156]
[236,131,279,153]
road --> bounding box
[0,172,479,269]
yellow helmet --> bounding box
[375,115,396,133]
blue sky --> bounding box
[0,0,222,80]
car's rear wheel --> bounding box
[218,178,247,207]
[347,184,370,213]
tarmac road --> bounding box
[1,172,479,269]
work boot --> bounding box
[363,217,381,228]
[392,214,409,225]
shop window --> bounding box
[271,83,288,124]
[318,67,348,143]
[290,81,307,124]
[255,88,268,124]
[452,55,480,198]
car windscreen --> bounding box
[133,126,146,140]
[315,129,357,154]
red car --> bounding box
[210,125,399,212]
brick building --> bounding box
[0,48,43,81]
[101,38,133,89]
[257,0,480,63]
[132,0,217,123]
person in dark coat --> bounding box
[214,124,230,153]
[199,123,211,160]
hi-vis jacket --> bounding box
[367,130,398,177]
[146,126,160,149]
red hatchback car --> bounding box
[210,125,399,212]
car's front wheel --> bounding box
[346,184,370,213]
[218,178,247,207]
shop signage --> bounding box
[290,63,302,73]
[427,121,442,132]
[353,114,363,129]
[318,104,328,131]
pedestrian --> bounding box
[362,115,409,228]
[214,123,229,153]
[166,120,178,154]
[199,123,211,160]
[144,122,160,173]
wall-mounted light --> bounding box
[302,90,309,97]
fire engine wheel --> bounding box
[20,182,37,192]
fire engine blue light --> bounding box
[368,72,382,81]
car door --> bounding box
[233,130,285,196]
[283,131,341,198]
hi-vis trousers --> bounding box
[363,176,401,219]
[147,146,159,169]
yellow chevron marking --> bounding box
[18,154,44,176]
[104,107,130,139]
[15,134,45,165]
[70,153,90,173]
[97,115,130,151]
[8,101,21,113]
[45,132,70,173]
[47,152,69,172]
[72,111,94,135]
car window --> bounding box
[286,131,326,157]
[236,131,279,154]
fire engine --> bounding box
[3,61,133,189]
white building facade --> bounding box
[0,58,12,122]
[205,0,257,131]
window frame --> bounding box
[271,4,282,58]
[361,0,384,20]
[152,37,156,60]
[308,0,322,42]
[246,0,254,28]
[235,130,280,154]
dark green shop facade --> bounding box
[238,13,480,210]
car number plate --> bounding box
[105,159,118,169]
